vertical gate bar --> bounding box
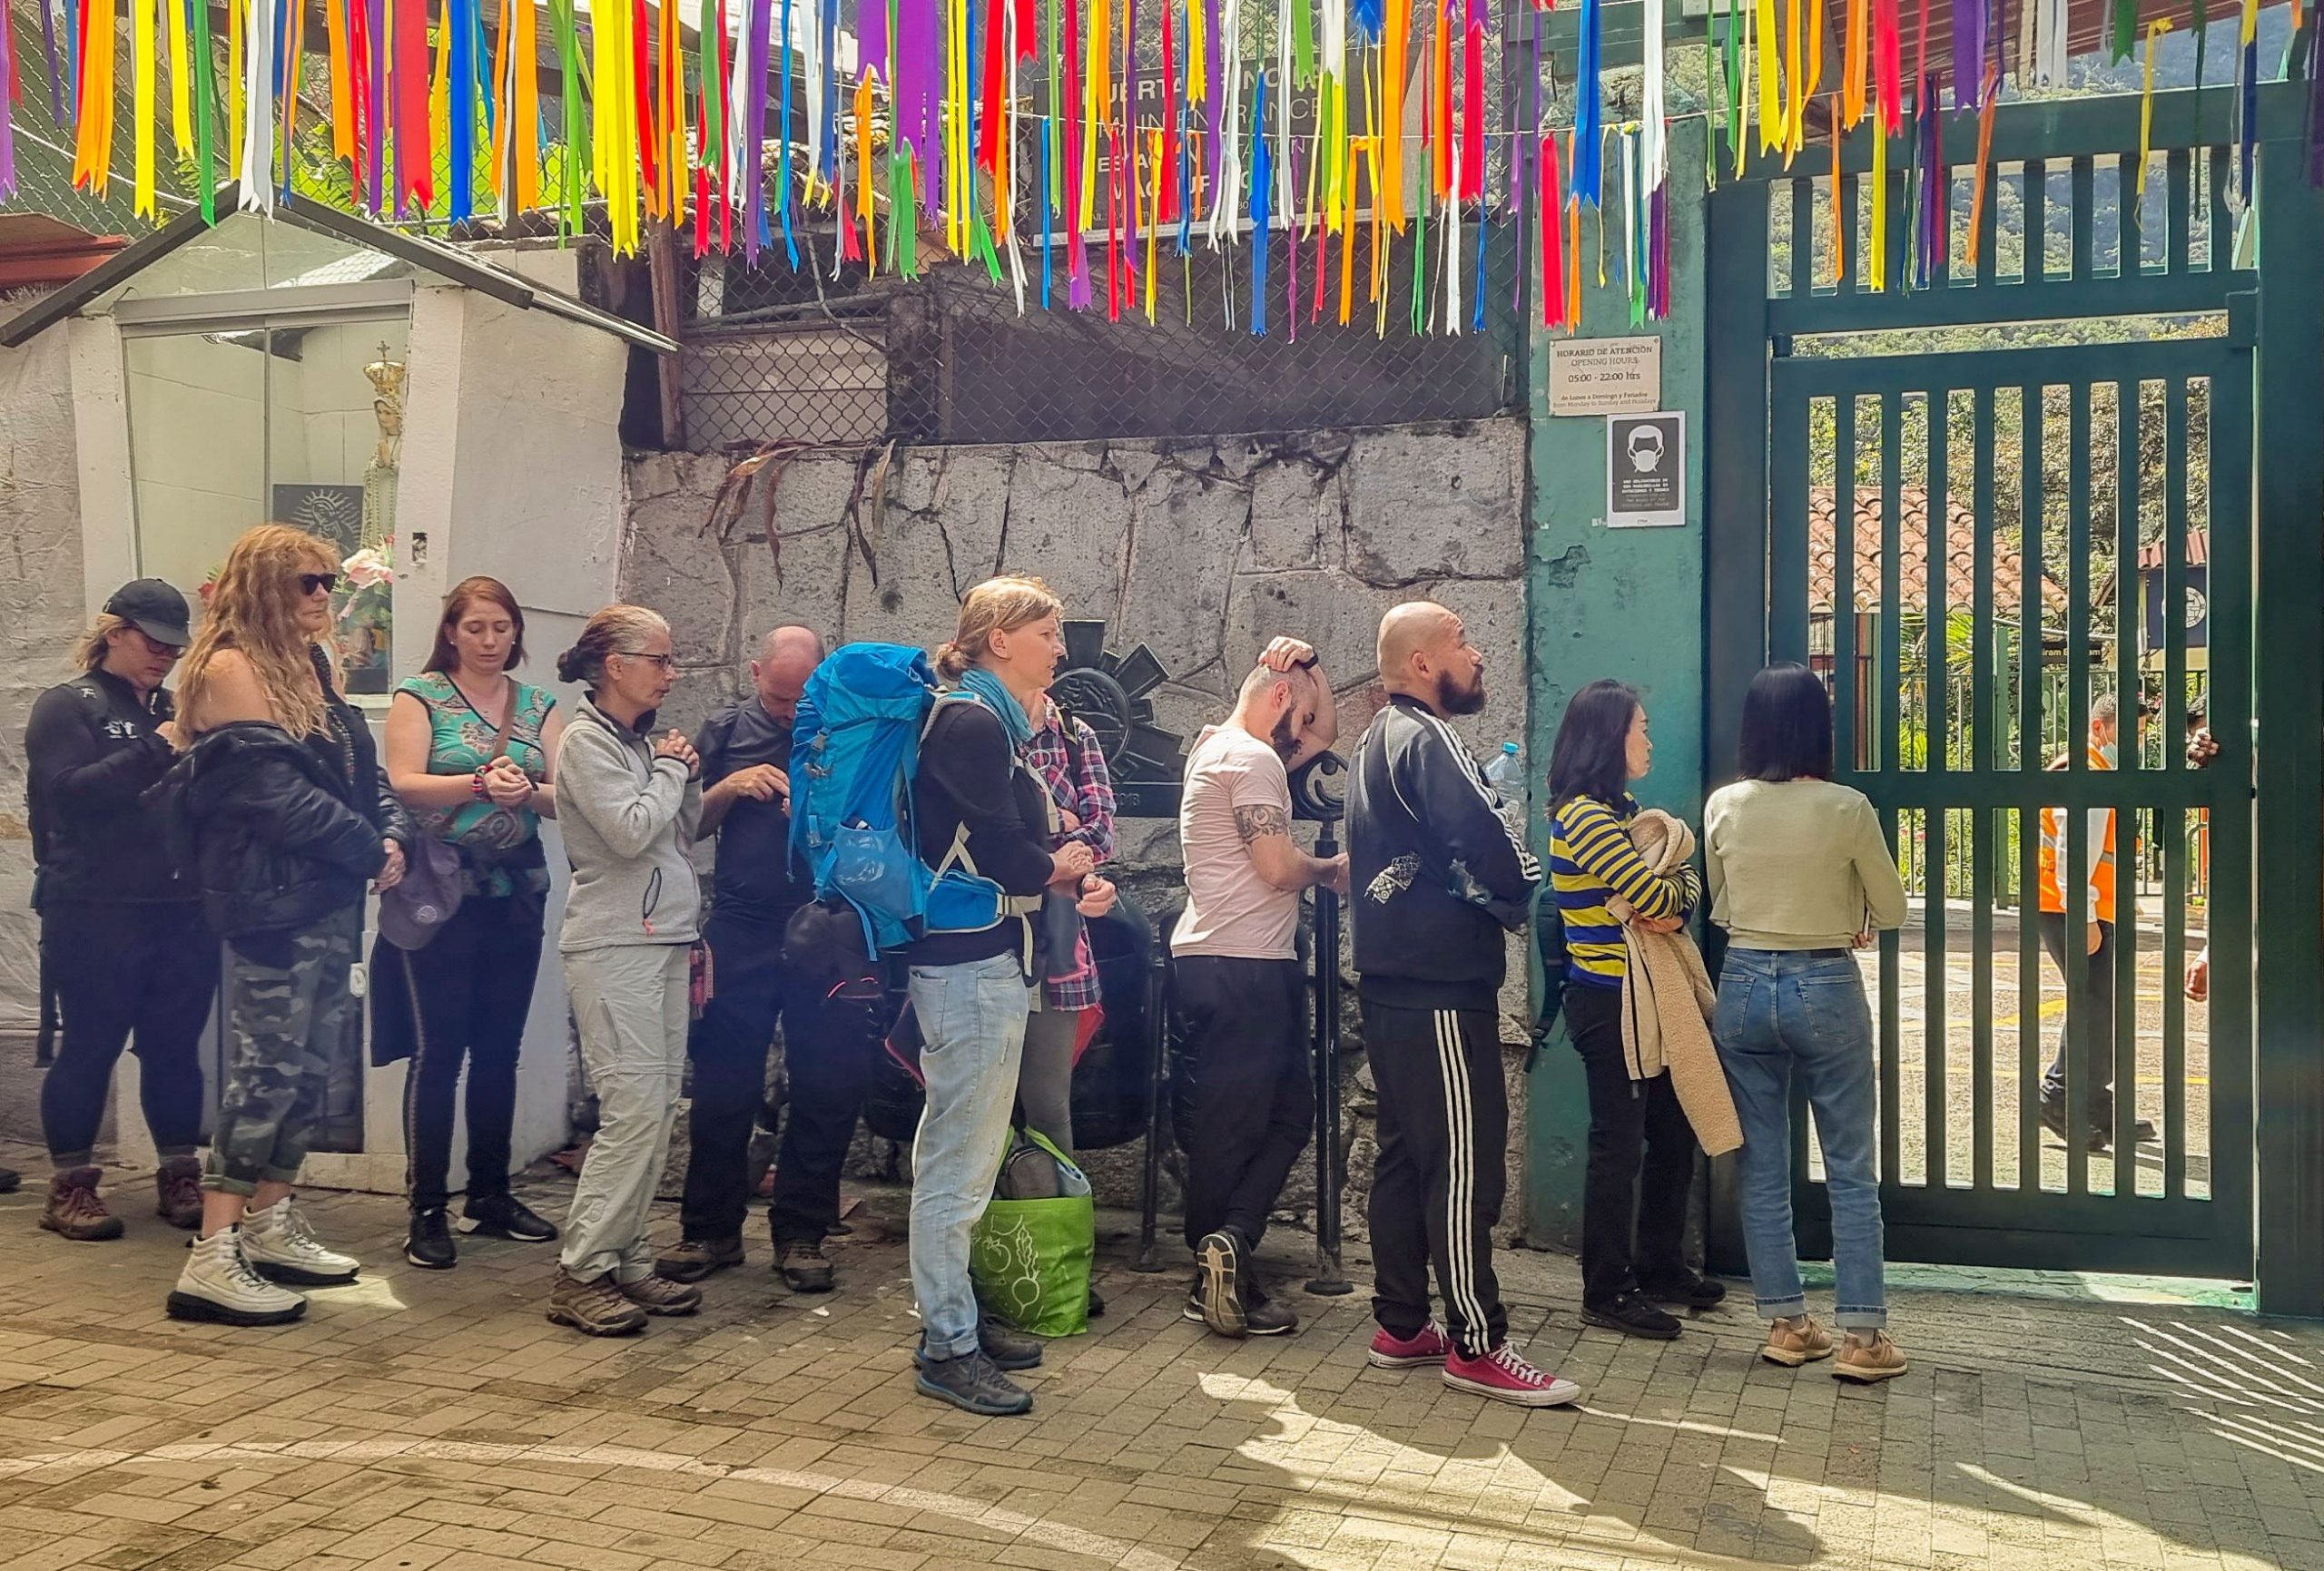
[1791,178,1817,301]
[2207,146,2233,270]
[2064,381,2094,1195]
[2026,160,2049,283]
[1976,165,2001,287]
[1926,388,1952,1186]
[1882,394,1905,776]
[1771,387,1811,665]
[2112,378,2142,1169]
[1880,390,1905,1189]
[1703,178,1776,1281]
[2070,158,2096,282]
[2122,152,2146,280]
[1973,387,1997,1192]
[2209,352,2257,1279]
[1838,175,1860,294]
[1836,401,1860,769]
[2253,132,2324,1314]
[2019,383,2046,1190]
[2165,150,2191,279]
[2162,376,2190,1200]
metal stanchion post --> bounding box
[1294,753,1354,1297]
[1134,948,1169,1272]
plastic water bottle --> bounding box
[1484,741,1527,826]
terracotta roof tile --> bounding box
[1807,487,2066,617]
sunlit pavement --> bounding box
[3,1142,2320,1571]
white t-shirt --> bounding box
[1171,724,1300,960]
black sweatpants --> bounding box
[399,893,545,1212]
[1172,955,1314,1252]
[1566,979,1698,1309]
[1364,998,1509,1358]
[679,904,884,1246]
[39,900,217,1164]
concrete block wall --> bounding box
[619,420,1537,1237]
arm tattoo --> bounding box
[1234,803,1291,845]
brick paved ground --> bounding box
[5,1142,2323,1571]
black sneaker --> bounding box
[655,1235,744,1282]
[1243,1291,1299,1337]
[1182,1278,1207,1324]
[913,1349,1034,1416]
[1639,1271,1727,1310]
[406,1208,457,1271]
[1088,1285,1106,1318]
[1581,1292,1683,1340]
[1196,1230,1248,1338]
[0,1167,18,1195]
[462,1193,559,1242]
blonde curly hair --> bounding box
[176,525,340,740]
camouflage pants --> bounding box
[207,904,363,1197]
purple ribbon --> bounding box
[1953,0,1987,112]
[896,0,940,210]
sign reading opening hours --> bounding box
[1548,337,1663,417]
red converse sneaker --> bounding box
[1443,1342,1584,1408]
[1367,1321,1454,1370]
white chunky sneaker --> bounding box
[240,1197,360,1286]
[167,1228,307,1326]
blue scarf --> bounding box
[953,667,1034,751]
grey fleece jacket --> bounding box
[553,699,704,954]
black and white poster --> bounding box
[1605,412,1686,529]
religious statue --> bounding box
[366,342,406,471]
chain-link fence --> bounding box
[675,220,1526,452]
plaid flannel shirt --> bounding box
[1026,702,1116,1010]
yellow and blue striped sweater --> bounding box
[1548,793,1701,989]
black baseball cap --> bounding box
[103,579,192,648]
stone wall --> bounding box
[620,419,1537,1235]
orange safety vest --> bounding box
[2037,744,2117,924]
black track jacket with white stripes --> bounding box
[1345,694,1543,1011]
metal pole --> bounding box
[1134,948,1170,1272]
[1305,815,1353,1296]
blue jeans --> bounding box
[907,953,1032,1360]
[1713,948,1887,1330]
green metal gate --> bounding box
[1704,83,2324,1302]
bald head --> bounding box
[1376,601,1487,719]
[753,625,822,721]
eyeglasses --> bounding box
[615,650,677,672]
[133,629,184,660]
[298,573,341,596]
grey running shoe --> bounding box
[914,1349,1033,1417]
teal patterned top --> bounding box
[397,672,556,898]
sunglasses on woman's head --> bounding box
[299,572,341,595]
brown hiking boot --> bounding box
[154,1158,203,1231]
[546,1268,647,1336]
[654,1235,743,1282]
[1836,1330,1908,1383]
[616,1273,704,1317]
[1761,1315,1836,1368]
[777,1238,836,1293]
[40,1166,123,1242]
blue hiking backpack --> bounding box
[788,643,1023,952]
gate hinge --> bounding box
[2227,291,2259,349]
